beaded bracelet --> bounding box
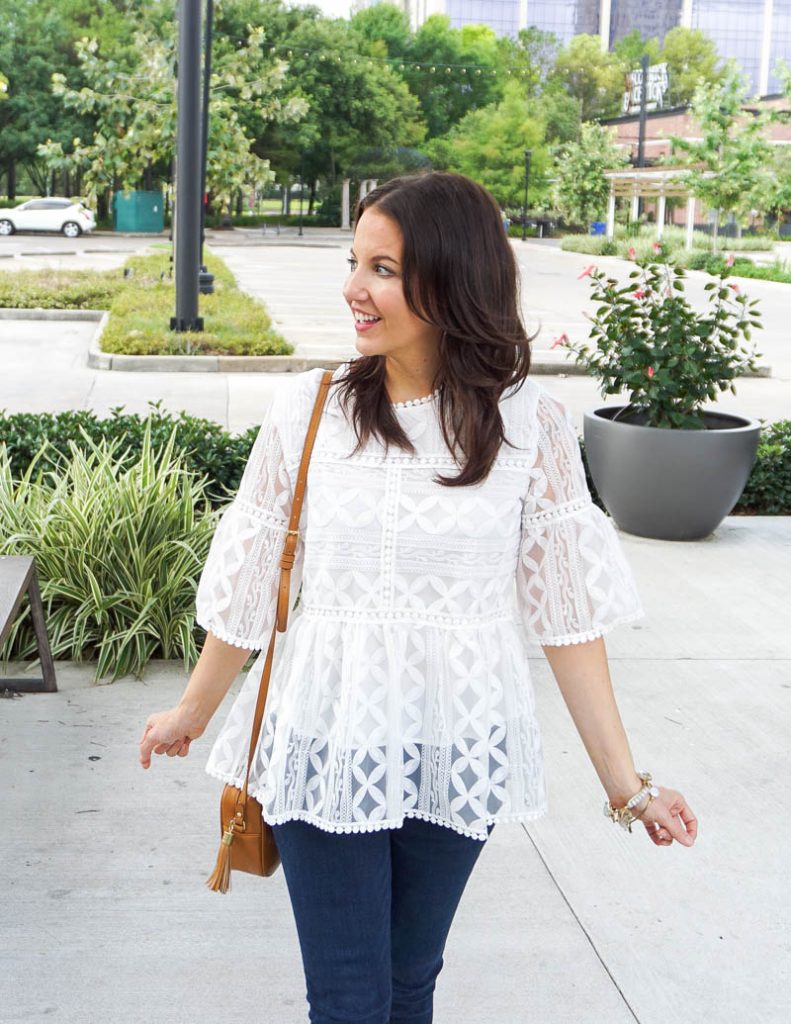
[603,770,660,832]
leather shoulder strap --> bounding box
[240,369,334,802]
[276,369,333,632]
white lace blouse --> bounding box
[196,365,643,840]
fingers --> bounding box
[138,713,193,769]
[643,793,697,848]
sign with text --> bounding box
[622,62,670,115]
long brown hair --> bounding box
[332,171,532,487]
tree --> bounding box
[552,122,628,228]
[551,34,625,121]
[496,27,560,98]
[660,27,724,106]
[669,64,774,245]
[350,2,411,59]
[426,81,548,210]
[613,29,661,70]
[38,22,307,213]
[258,13,425,208]
[400,16,503,139]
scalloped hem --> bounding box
[535,607,645,647]
[204,766,549,842]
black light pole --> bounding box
[636,54,649,220]
[199,0,214,295]
[298,151,304,238]
[171,0,203,333]
[521,149,532,242]
[637,54,649,169]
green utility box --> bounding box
[112,190,164,233]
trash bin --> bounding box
[112,190,164,233]
[590,221,606,236]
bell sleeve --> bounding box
[516,389,644,646]
[195,398,303,650]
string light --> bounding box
[256,41,539,81]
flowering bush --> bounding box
[566,258,763,429]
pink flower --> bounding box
[551,333,570,349]
[652,241,662,254]
[633,289,646,299]
[647,366,655,378]
[628,246,636,260]
[728,282,740,294]
[726,253,735,267]
[578,264,595,280]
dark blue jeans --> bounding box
[272,817,493,1024]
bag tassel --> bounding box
[206,825,235,893]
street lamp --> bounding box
[171,0,203,333]
[298,151,304,238]
[198,0,214,295]
[521,149,532,243]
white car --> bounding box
[0,198,96,237]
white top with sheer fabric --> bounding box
[196,365,644,841]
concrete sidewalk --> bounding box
[1,516,789,1024]
[2,236,790,429]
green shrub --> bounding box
[560,235,618,255]
[0,268,122,309]
[0,427,220,681]
[677,252,791,283]
[0,403,257,505]
[0,249,293,355]
[734,420,791,514]
[560,226,776,262]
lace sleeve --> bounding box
[516,390,644,646]
[195,400,303,650]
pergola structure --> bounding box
[604,167,713,249]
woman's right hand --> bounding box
[139,706,206,769]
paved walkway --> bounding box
[1,235,789,430]
[1,231,790,1022]
[2,516,789,1023]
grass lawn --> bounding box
[0,248,292,356]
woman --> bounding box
[139,171,697,1024]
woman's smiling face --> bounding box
[343,207,441,362]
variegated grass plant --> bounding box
[0,425,219,682]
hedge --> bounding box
[2,406,789,516]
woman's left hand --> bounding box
[636,786,698,847]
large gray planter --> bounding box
[583,407,761,541]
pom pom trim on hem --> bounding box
[533,607,645,648]
[203,765,549,842]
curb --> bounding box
[0,308,104,322]
[0,308,773,378]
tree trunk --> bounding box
[308,179,316,216]
[235,189,243,216]
[97,189,109,223]
[711,208,720,252]
[26,160,48,195]
[7,161,16,201]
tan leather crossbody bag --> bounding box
[206,369,334,893]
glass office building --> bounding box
[383,0,790,97]
[446,0,521,36]
[769,0,791,93]
[523,0,600,42]
[691,1,764,96]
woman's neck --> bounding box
[383,355,440,405]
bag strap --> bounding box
[238,369,334,806]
